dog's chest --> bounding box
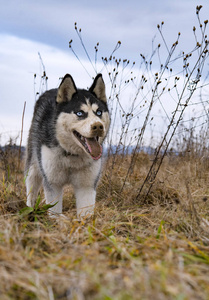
[40,145,92,185]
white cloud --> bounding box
[1,0,209,59]
[0,34,97,145]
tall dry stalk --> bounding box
[67,6,209,199]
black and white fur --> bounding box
[25,74,110,217]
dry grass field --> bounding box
[0,145,209,300]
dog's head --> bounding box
[56,74,110,160]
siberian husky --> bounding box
[25,74,110,217]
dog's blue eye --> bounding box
[76,111,84,117]
[96,110,102,116]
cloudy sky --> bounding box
[0,0,209,145]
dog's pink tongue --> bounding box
[85,138,102,160]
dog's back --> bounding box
[25,89,58,172]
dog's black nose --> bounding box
[91,122,104,136]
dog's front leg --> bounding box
[43,184,63,215]
[72,160,101,219]
[25,164,42,207]
[74,187,96,218]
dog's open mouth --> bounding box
[73,131,102,160]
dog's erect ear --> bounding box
[89,74,107,103]
[56,74,77,103]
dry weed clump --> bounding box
[0,147,209,299]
